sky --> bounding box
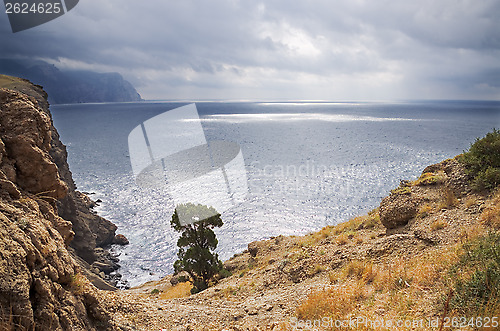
[1,0,499,101]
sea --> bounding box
[51,100,500,287]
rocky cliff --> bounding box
[0,78,125,330]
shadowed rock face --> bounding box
[0,85,119,330]
[0,85,117,263]
[0,89,68,199]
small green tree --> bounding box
[171,203,224,293]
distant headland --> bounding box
[0,58,142,104]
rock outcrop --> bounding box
[0,81,124,330]
[379,158,471,230]
[379,188,419,229]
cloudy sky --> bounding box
[1,0,499,101]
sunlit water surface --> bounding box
[51,101,500,287]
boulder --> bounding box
[379,191,419,229]
[113,234,129,245]
[92,261,118,275]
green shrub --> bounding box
[459,129,500,191]
[449,232,500,315]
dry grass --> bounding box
[68,273,86,295]
[417,204,434,218]
[438,188,459,210]
[308,264,326,277]
[296,280,366,321]
[215,285,246,300]
[413,171,446,186]
[335,233,348,245]
[298,244,462,329]
[430,219,447,231]
[159,282,193,300]
[341,260,377,284]
[480,190,500,229]
[293,211,383,250]
[332,217,363,235]
[298,224,339,247]
[362,209,381,229]
[331,210,381,236]
[464,195,478,209]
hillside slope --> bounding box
[100,153,499,330]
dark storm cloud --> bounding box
[1,0,499,100]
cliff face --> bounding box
[50,123,117,263]
[0,83,120,330]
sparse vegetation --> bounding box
[332,209,381,235]
[335,233,348,245]
[14,217,29,230]
[296,281,365,323]
[391,185,412,195]
[438,188,459,210]
[449,232,500,316]
[480,189,500,229]
[68,273,86,295]
[417,204,434,218]
[160,282,193,300]
[342,260,377,284]
[308,264,326,277]
[459,129,500,191]
[413,171,446,186]
[296,243,461,330]
[430,219,447,231]
[464,195,478,209]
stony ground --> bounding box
[95,158,498,331]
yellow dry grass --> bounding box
[159,282,192,300]
[417,203,434,218]
[430,219,447,231]
[480,190,500,229]
[412,171,446,186]
[296,244,462,330]
[438,188,459,210]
